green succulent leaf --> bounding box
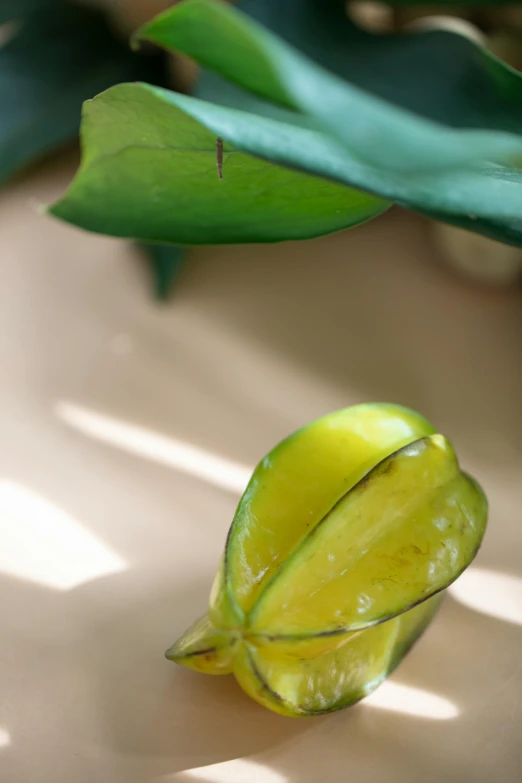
[132,0,522,246]
[50,82,522,245]
[49,0,522,247]
[48,83,390,244]
[139,0,522,171]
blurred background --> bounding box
[1,2,522,783]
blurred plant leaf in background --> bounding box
[0,0,183,297]
[367,0,517,5]
[143,1,522,170]
[0,0,53,24]
[140,242,186,301]
[0,1,166,185]
[235,0,522,135]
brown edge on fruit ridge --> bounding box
[220,430,431,619]
[276,436,436,552]
[246,436,444,628]
[246,646,300,715]
[220,438,485,648]
[250,596,445,718]
[220,425,320,614]
[248,534,483,644]
[246,644,369,718]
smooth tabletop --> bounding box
[1,152,521,783]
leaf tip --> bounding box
[132,10,168,50]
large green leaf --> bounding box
[48,83,389,244]
[50,82,522,244]
[139,0,522,172]
[197,1,522,247]
[0,2,164,186]
[131,0,522,246]
[193,0,354,115]
[49,0,522,246]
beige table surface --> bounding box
[1,154,521,783]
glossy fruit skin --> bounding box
[166,403,488,717]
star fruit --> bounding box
[166,403,487,717]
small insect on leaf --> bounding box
[216,136,223,180]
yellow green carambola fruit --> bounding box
[166,403,488,717]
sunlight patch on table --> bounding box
[449,567,522,626]
[364,681,458,719]
[0,728,10,749]
[0,480,126,590]
[178,759,287,783]
[56,401,252,495]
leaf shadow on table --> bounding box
[72,567,522,783]
[76,572,313,780]
[168,592,522,783]
[181,209,522,473]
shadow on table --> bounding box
[164,591,522,783]
[81,573,313,779]
[181,210,522,472]
[83,575,521,782]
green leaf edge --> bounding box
[137,0,522,174]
